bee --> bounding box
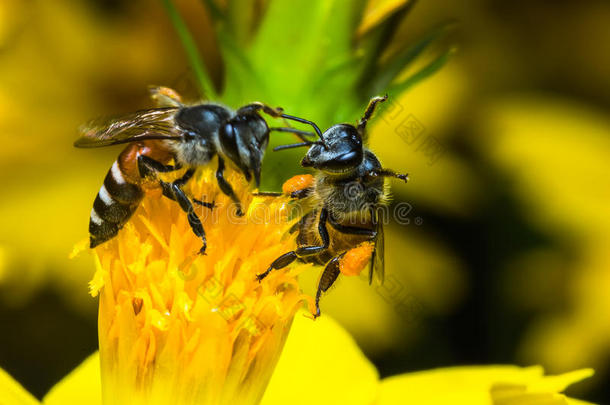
[75,86,317,253]
[255,95,408,317]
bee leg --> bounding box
[215,156,244,217]
[257,209,329,281]
[328,213,376,238]
[237,102,284,118]
[193,199,215,210]
[314,254,343,318]
[160,169,208,254]
[256,251,298,281]
[357,95,388,133]
[368,207,382,284]
[290,188,312,199]
[252,188,312,199]
[137,155,181,178]
[251,191,283,197]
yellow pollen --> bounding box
[339,242,375,277]
[89,165,312,405]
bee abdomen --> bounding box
[89,161,143,248]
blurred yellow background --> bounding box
[1,0,609,402]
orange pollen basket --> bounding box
[339,242,375,277]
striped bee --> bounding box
[256,95,408,317]
[75,86,316,253]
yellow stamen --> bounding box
[89,166,312,405]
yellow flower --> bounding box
[0,312,594,405]
[0,164,596,405]
[86,165,315,405]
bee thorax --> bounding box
[170,138,215,166]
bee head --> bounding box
[219,114,270,186]
[301,124,363,174]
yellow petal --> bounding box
[43,353,101,405]
[0,366,40,405]
[261,310,379,405]
[525,368,594,394]
[377,366,594,405]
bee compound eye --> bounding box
[220,123,240,161]
[325,150,362,171]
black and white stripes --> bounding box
[89,161,143,248]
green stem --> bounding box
[161,0,217,99]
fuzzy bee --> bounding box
[256,95,409,317]
[75,87,315,253]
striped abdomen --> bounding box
[89,142,171,248]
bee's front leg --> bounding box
[237,102,283,118]
[159,168,208,255]
[215,156,244,217]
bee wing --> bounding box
[74,107,183,148]
[369,209,385,285]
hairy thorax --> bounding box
[313,173,383,221]
[167,136,216,167]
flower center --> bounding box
[90,167,312,405]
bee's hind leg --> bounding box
[160,169,208,255]
[314,254,344,318]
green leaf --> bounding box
[387,46,456,96]
[245,0,364,122]
[355,1,415,101]
[368,21,456,97]
[218,30,267,105]
[200,0,225,22]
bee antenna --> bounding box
[279,114,327,148]
[269,127,316,143]
[273,141,323,152]
[357,95,388,133]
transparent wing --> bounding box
[369,208,385,285]
[74,107,183,148]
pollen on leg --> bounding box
[282,174,315,195]
[339,242,375,276]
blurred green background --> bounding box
[1,0,609,402]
